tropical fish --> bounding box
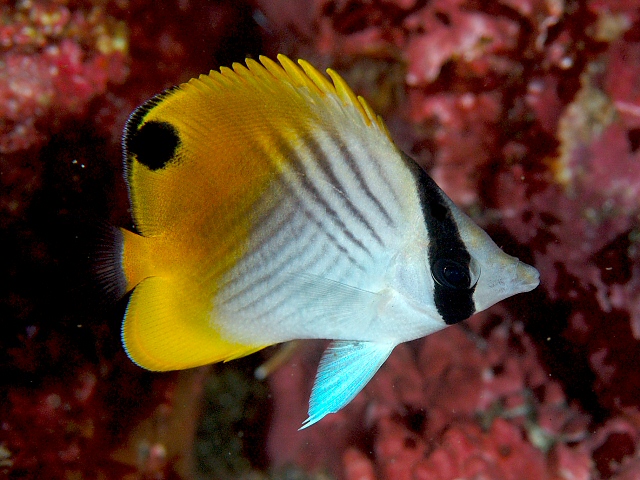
[100,55,539,428]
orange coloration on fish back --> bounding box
[117,55,386,371]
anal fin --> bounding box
[300,340,395,429]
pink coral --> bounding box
[412,419,548,480]
[0,3,128,153]
[1,1,265,478]
[403,1,520,86]
[4,364,136,478]
[408,91,503,205]
[605,40,640,129]
[268,309,639,479]
[257,0,565,207]
[493,30,640,421]
[4,0,640,478]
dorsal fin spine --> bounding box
[219,66,241,85]
[277,54,321,93]
[298,59,336,96]
[245,58,271,80]
[259,55,288,81]
[189,76,216,95]
[231,62,252,79]
[326,69,369,124]
[358,96,377,124]
[197,72,224,91]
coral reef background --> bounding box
[2,0,640,479]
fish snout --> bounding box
[515,260,540,292]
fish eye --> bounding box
[432,258,472,290]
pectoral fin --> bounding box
[300,340,395,429]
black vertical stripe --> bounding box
[401,153,475,324]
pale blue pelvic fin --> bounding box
[300,340,395,429]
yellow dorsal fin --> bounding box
[296,56,391,135]
[326,69,369,121]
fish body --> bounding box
[103,55,539,428]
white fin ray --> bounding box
[300,340,395,429]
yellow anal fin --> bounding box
[122,276,266,371]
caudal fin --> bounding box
[90,223,128,302]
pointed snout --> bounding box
[471,252,540,313]
[515,260,540,293]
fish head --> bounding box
[430,199,540,321]
[386,173,539,334]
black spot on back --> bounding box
[128,121,181,171]
[122,87,179,182]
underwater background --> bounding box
[2,0,640,478]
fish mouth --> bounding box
[516,260,540,292]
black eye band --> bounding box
[401,152,476,325]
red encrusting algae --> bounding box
[268,310,632,479]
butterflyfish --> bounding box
[101,55,540,428]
